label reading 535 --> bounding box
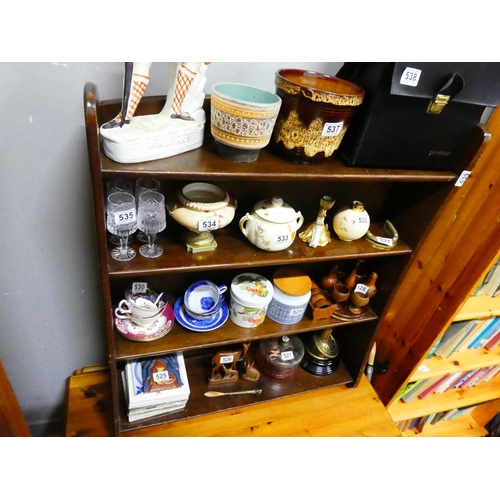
[322,121,344,137]
[114,208,136,225]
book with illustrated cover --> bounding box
[124,352,190,410]
[401,376,442,403]
[434,321,475,358]
[434,371,465,394]
[454,319,489,352]
[468,317,500,349]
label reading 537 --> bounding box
[322,122,344,137]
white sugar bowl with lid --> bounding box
[229,273,273,328]
[267,267,312,325]
[239,196,304,252]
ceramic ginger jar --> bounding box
[239,196,304,252]
[333,201,370,242]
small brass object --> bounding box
[427,93,450,115]
[365,220,399,249]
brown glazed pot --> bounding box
[272,69,364,165]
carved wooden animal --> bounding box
[209,343,250,384]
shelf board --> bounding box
[100,138,458,183]
[455,295,500,321]
[107,224,412,278]
[113,308,378,360]
[402,413,488,437]
[388,375,500,421]
[411,345,500,381]
[118,352,354,434]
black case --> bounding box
[336,62,500,170]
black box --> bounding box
[336,62,500,170]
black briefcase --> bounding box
[336,62,500,170]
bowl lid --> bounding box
[253,197,299,224]
[258,335,305,367]
[231,273,273,307]
[273,267,312,296]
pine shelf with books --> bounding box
[455,295,500,321]
[401,412,488,437]
[388,373,500,422]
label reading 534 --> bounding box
[322,122,344,137]
[198,218,218,231]
[114,208,136,225]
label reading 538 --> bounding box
[322,122,344,137]
[400,67,422,87]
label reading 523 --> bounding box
[198,218,218,232]
[322,121,344,137]
[114,208,136,225]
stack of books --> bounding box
[122,352,190,422]
[472,257,500,297]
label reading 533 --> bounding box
[322,121,344,137]
[198,218,219,231]
[114,208,136,225]
[276,234,289,244]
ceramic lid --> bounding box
[230,273,273,307]
[257,335,305,368]
[273,267,312,296]
[253,197,299,224]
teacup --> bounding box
[184,280,227,317]
[114,306,164,327]
[115,298,166,321]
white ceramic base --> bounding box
[100,112,205,164]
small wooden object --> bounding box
[209,343,251,384]
[309,281,337,320]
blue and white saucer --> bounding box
[174,297,229,332]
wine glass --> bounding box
[107,192,138,261]
[106,179,133,245]
[137,191,166,258]
[135,178,161,243]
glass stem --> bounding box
[119,232,128,254]
[147,233,154,249]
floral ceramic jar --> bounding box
[239,196,304,252]
[267,267,312,325]
[229,273,273,328]
[333,201,370,242]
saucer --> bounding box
[115,303,175,342]
[174,297,229,332]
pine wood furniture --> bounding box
[64,365,401,437]
[84,79,478,437]
[373,107,500,437]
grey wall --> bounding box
[0,62,342,435]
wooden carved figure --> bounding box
[209,342,251,385]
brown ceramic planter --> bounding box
[272,69,365,165]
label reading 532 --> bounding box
[198,218,218,231]
[322,122,344,137]
[400,67,422,87]
[114,208,136,225]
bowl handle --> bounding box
[239,213,253,238]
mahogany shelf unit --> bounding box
[84,81,463,436]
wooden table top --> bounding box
[64,365,401,437]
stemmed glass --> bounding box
[137,191,166,258]
[107,192,138,261]
[106,179,133,245]
[135,178,160,243]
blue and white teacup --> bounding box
[184,280,227,318]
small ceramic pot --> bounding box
[115,302,166,326]
[239,196,304,252]
[229,273,273,328]
[272,68,364,165]
[184,280,227,318]
[267,268,312,325]
[333,201,370,242]
[210,82,282,162]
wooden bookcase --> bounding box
[373,107,500,437]
[84,80,476,436]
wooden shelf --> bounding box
[455,295,500,321]
[411,345,500,382]
[402,413,488,437]
[106,225,412,278]
[113,308,378,360]
[388,375,500,422]
[117,352,354,434]
[99,127,458,184]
